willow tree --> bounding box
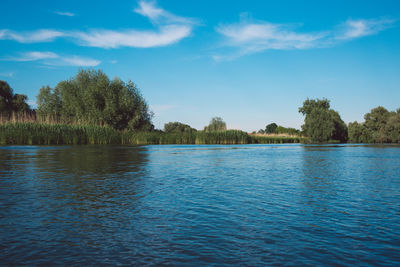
[204,117,227,132]
[37,69,154,131]
[299,98,348,143]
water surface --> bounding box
[0,144,399,265]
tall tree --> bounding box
[0,80,31,115]
[0,81,14,114]
[36,69,154,131]
[265,123,278,134]
[204,117,227,131]
[299,98,348,143]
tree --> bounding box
[164,122,196,133]
[265,123,278,134]
[363,106,390,143]
[0,80,31,115]
[204,117,227,131]
[12,94,30,114]
[0,81,14,114]
[299,98,348,143]
[36,69,154,131]
[257,129,265,134]
[37,86,62,120]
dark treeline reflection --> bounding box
[31,145,150,216]
[0,145,151,265]
[34,145,149,175]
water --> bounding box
[0,144,399,266]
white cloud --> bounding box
[215,17,396,60]
[6,51,101,67]
[0,2,196,49]
[0,29,64,43]
[58,56,101,67]
[336,18,396,40]
[217,22,325,50]
[134,1,197,25]
[11,51,59,61]
[54,11,75,17]
[73,25,191,48]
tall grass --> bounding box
[250,135,305,144]
[0,122,308,145]
[0,122,121,145]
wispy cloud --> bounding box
[54,11,75,17]
[0,29,64,43]
[214,17,396,61]
[335,18,396,40]
[73,25,192,48]
[0,1,195,49]
[134,0,197,25]
[9,51,59,61]
[54,56,101,67]
[6,51,101,67]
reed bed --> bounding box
[250,135,305,144]
[0,122,307,145]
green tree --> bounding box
[12,94,30,114]
[0,80,31,115]
[36,69,154,131]
[204,117,227,131]
[265,123,278,134]
[299,98,348,143]
[0,81,14,114]
[37,86,62,120]
[164,122,196,133]
[257,129,265,134]
[363,106,390,143]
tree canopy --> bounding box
[299,98,348,143]
[204,117,227,132]
[37,69,154,131]
[348,106,400,143]
[164,122,196,133]
[0,80,31,115]
[265,123,278,134]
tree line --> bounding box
[1,69,399,143]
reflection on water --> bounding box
[0,144,400,265]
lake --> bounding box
[0,144,399,265]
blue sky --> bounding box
[1,0,399,131]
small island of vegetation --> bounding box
[0,69,399,145]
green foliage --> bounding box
[265,123,278,134]
[299,98,348,143]
[0,80,31,115]
[36,85,62,120]
[251,135,305,144]
[195,130,249,144]
[348,106,400,143]
[275,126,301,136]
[164,121,196,133]
[204,117,227,132]
[0,123,307,145]
[0,122,121,145]
[36,69,153,131]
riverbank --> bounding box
[0,122,307,145]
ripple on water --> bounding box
[0,144,400,265]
